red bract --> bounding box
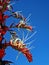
[15,23,32,31]
[10,42,33,62]
[0,36,2,41]
[19,48,32,62]
[0,49,5,59]
[0,12,9,24]
[0,26,9,35]
[0,12,2,21]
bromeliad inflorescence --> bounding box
[0,0,35,65]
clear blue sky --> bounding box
[3,0,49,65]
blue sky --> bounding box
[3,0,49,65]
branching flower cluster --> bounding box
[0,0,33,65]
